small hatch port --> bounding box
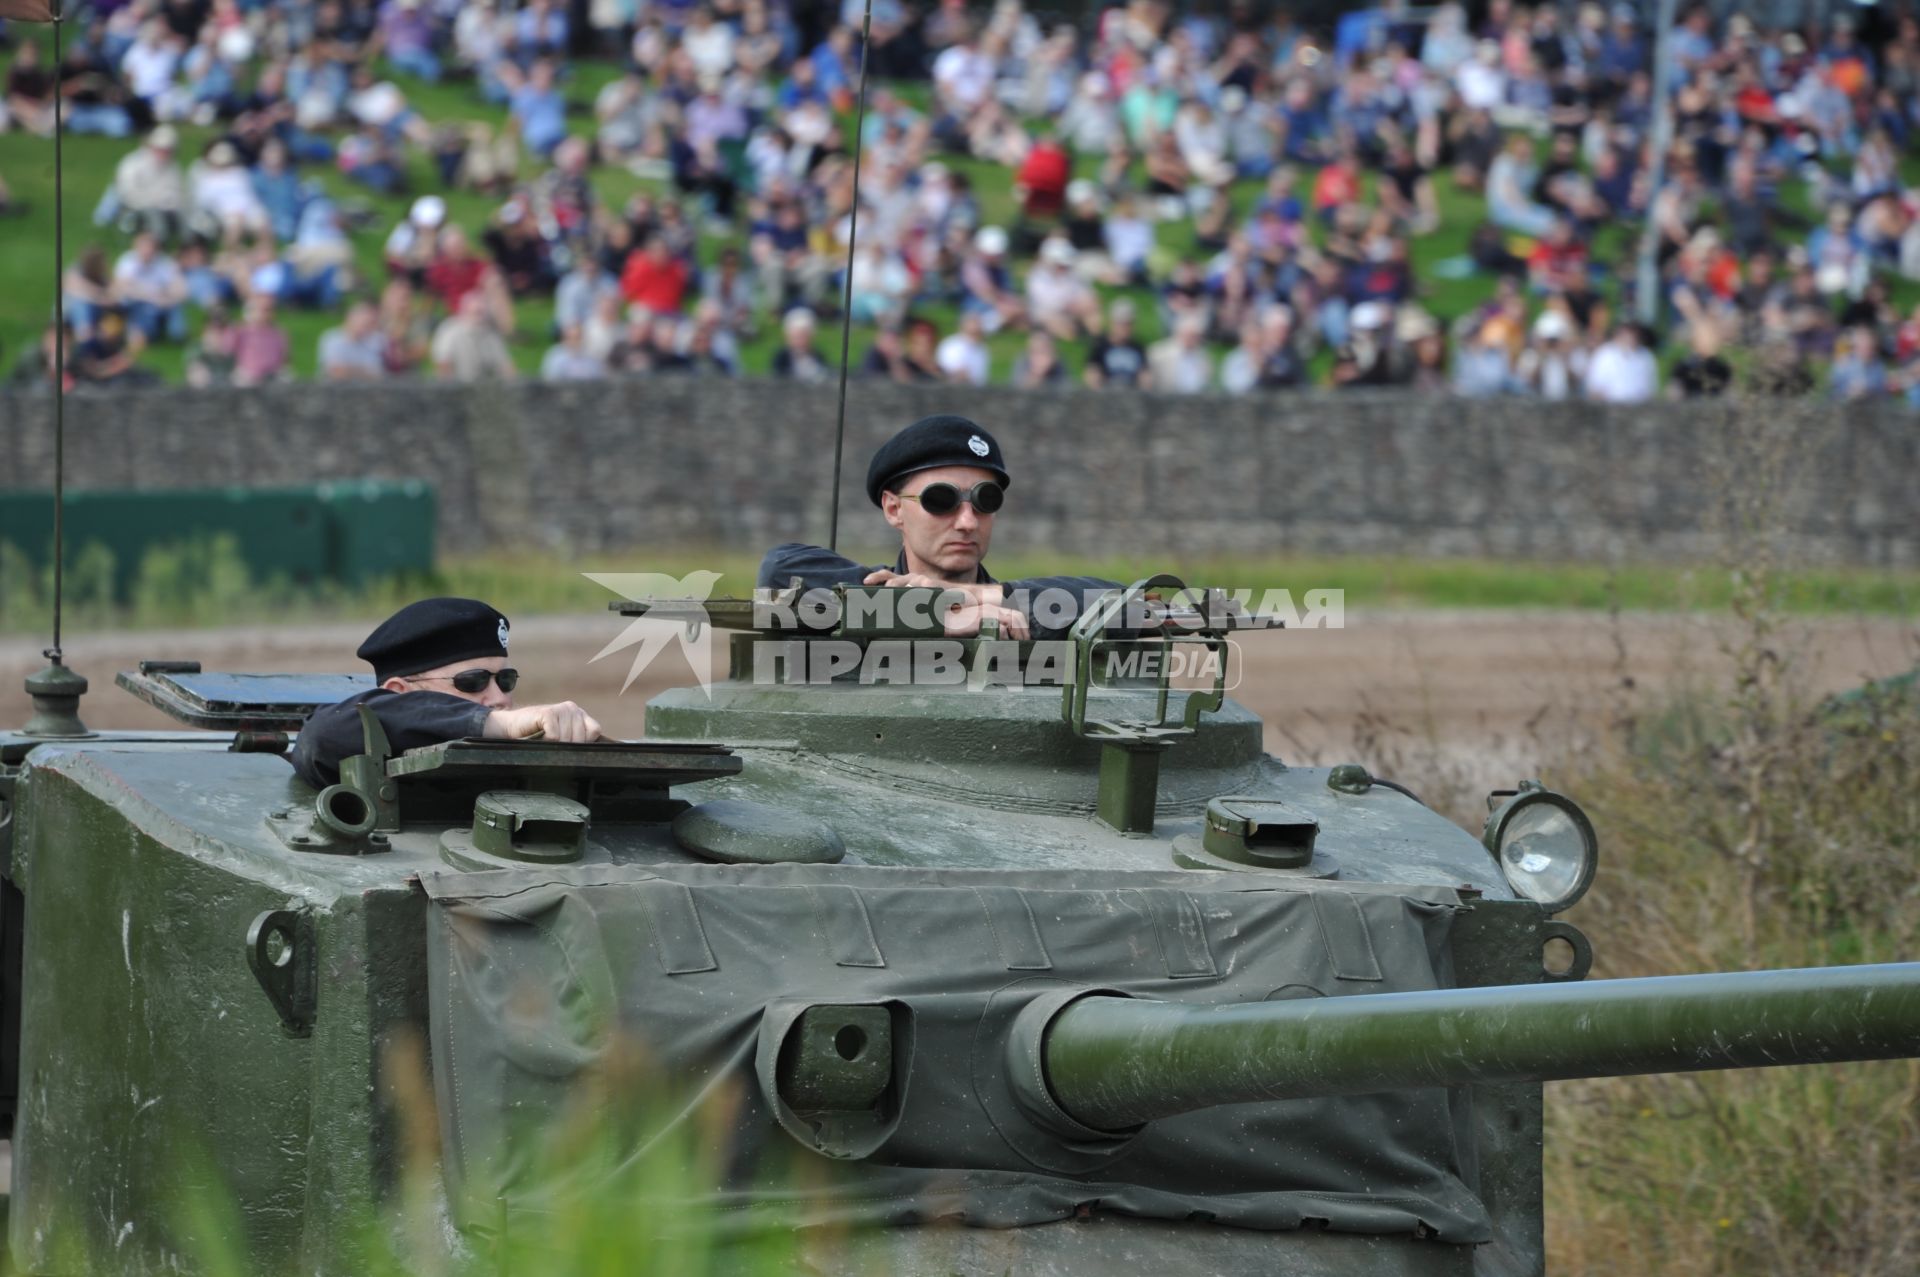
[1244,819,1316,861]
[470,791,590,863]
[1202,797,1319,869]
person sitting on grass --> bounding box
[72,309,158,389]
[112,231,190,344]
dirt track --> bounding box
[3,610,1913,800]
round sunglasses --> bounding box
[898,481,1006,517]
[413,667,519,694]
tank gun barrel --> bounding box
[1043,963,1920,1131]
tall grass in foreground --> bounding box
[1538,400,1920,1275]
[161,1033,812,1277]
[1539,646,1920,1275]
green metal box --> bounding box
[315,479,437,587]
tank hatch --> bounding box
[116,663,375,731]
[387,738,740,787]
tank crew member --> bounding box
[758,414,1118,640]
[291,597,603,788]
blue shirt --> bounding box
[1599,31,1645,80]
[511,85,567,155]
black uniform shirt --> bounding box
[757,544,1119,642]
[290,688,491,789]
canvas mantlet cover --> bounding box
[424,863,1494,1245]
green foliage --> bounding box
[4,540,1917,637]
[164,1033,810,1277]
[127,534,256,626]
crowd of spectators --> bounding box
[9,0,1920,403]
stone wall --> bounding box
[2,380,1913,568]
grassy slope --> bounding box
[7,48,1920,388]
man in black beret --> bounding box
[290,597,603,788]
[758,414,1116,639]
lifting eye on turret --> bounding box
[1482,782,1598,914]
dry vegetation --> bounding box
[1347,399,1920,1274]
[1332,604,1918,1270]
[1538,587,1920,1273]
[1551,499,1920,1277]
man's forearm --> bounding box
[756,542,876,592]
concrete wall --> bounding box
[2,380,1913,568]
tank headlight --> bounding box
[1482,784,1597,914]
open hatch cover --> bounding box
[387,738,742,787]
[116,663,376,730]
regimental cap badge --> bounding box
[968,434,990,457]
[498,618,510,652]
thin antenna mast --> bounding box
[827,0,875,554]
[49,7,66,663]
[1634,0,1678,325]
[21,1,91,739]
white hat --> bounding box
[1041,238,1076,266]
[1066,178,1099,205]
[1351,300,1391,330]
[216,27,254,64]
[1395,306,1438,343]
[1533,310,1573,342]
[411,195,447,227]
[974,225,1009,256]
[148,124,178,150]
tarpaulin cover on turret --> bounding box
[422,863,1492,1244]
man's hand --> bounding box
[943,601,1031,640]
[485,702,603,743]
[860,572,1027,638]
[861,569,1001,606]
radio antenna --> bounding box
[49,7,67,664]
[19,0,91,738]
[827,0,875,554]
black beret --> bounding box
[358,598,511,682]
[865,415,1011,506]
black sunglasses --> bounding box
[415,667,519,694]
[898,481,1005,517]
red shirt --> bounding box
[621,251,690,313]
[1734,84,1779,125]
[1896,319,1920,362]
[1313,162,1359,214]
[1017,141,1071,218]
[1528,239,1588,287]
[426,255,488,313]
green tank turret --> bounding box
[0,578,1914,1277]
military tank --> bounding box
[0,578,1915,1276]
